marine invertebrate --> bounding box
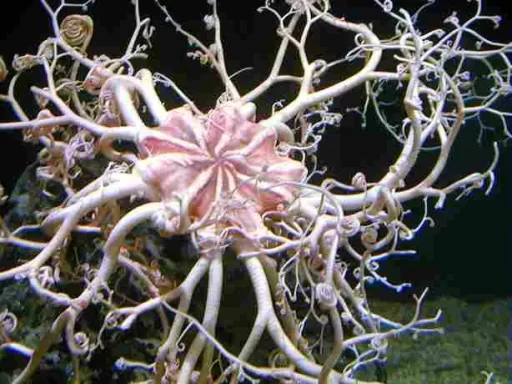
[134,103,307,236]
[0,0,510,383]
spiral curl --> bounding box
[0,56,7,82]
[12,54,39,72]
[60,14,94,51]
[0,309,18,334]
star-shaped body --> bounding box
[135,104,307,234]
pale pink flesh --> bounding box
[136,104,307,233]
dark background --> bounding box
[0,0,510,301]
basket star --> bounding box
[134,103,307,234]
